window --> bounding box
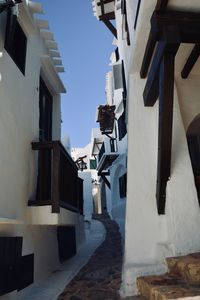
[113,63,123,90]
[119,173,127,198]
[90,159,97,170]
[39,78,53,142]
[118,113,127,141]
[37,79,53,201]
[4,10,27,75]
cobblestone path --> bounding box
[58,213,123,300]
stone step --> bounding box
[166,253,200,285]
[137,273,200,300]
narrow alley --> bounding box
[1,1,200,299]
[58,213,124,300]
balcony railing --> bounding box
[30,141,83,214]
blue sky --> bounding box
[39,0,114,147]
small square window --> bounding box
[4,11,27,75]
[90,159,97,170]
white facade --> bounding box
[0,1,85,299]
[72,130,103,221]
[93,0,200,297]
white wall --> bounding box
[0,3,83,299]
[110,154,127,240]
[78,171,93,221]
[120,1,200,296]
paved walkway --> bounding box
[18,219,105,300]
[58,213,123,300]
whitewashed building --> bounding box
[0,1,85,298]
[72,128,103,220]
[92,0,200,297]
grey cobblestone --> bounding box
[57,213,123,300]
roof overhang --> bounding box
[41,55,66,95]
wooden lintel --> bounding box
[156,51,175,215]
[143,29,180,107]
[181,44,200,78]
[102,19,117,38]
[155,0,169,12]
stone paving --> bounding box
[57,213,123,300]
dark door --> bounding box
[37,78,53,202]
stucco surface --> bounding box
[119,1,200,296]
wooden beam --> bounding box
[134,0,141,30]
[143,26,180,106]
[51,145,60,213]
[151,10,200,35]
[181,44,200,78]
[143,41,165,106]
[155,0,169,12]
[156,51,175,215]
[140,31,157,78]
[141,10,200,78]
[101,173,111,189]
[102,19,117,38]
[99,12,115,21]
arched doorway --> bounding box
[187,115,200,202]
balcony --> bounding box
[97,141,118,174]
[28,141,84,225]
